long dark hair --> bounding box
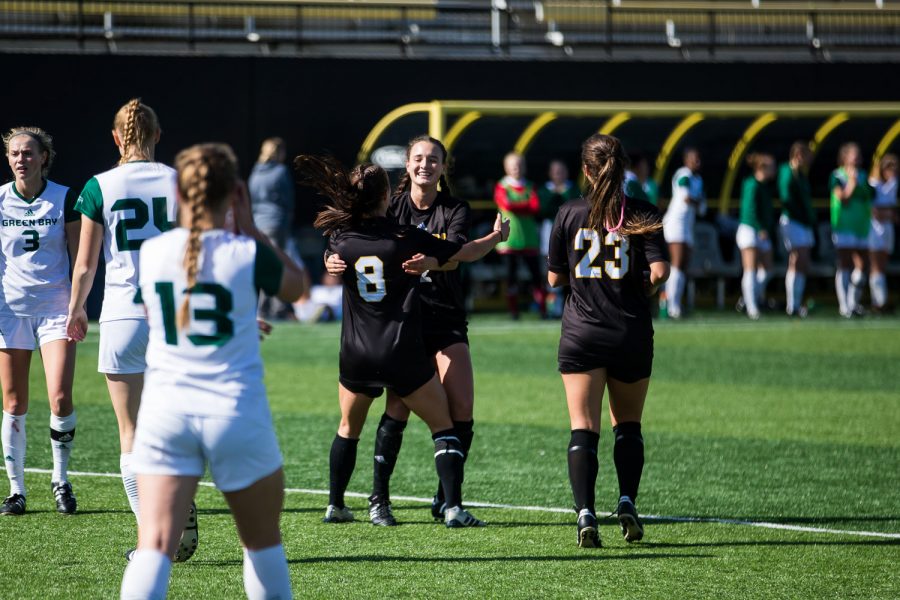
[393,135,453,201]
[582,134,662,236]
[294,155,390,235]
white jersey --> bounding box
[666,166,707,222]
[870,176,898,208]
[0,180,78,317]
[138,228,283,417]
[75,161,177,323]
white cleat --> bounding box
[323,504,355,523]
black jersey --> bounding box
[548,197,668,369]
[388,192,471,327]
[329,217,462,394]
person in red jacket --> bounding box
[494,152,546,319]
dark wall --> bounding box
[3,55,900,213]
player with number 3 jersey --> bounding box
[548,134,669,549]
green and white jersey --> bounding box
[0,180,79,317]
[829,167,872,238]
[667,166,705,219]
[138,228,282,417]
[75,161,177,323]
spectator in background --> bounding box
[625,153,658,206]
[539,160,580,318]
[495,152,546,319]
[778,142,816,318]
[249,137,297,320]
[868,153,898,312]
[662,148,706,319]
[830,142,872,318]
[736,153,776,320]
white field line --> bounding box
[24,467,900,540]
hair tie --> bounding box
[606,196,626,233]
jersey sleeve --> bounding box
[64,186,81,222]
[641,207,669,264]
[546,208,569,274]
[410,228,461,265]
[675,175,691,189]
[446,201,471,244]
[254,241,284,297]
[777,165,792,202]
[74,177,104,223]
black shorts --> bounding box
[339,357,436,399]
[558,336,654,384]
[422,321,469,356]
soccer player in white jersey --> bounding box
[0,127,80,516]
[662,148,706,319]
[868,154,897,312]
[65,98,197,559]
[119,143,305,600]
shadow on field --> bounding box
[642,539,900,548]
[285,553,712,564]
[197,507,323,516]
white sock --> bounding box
[835,269,850,316]
[794,273,806,313]
[870,272,887,308]
[755,267,770,306]
[785,269,796,314]
[243,545,293,600]
[742,269,759,316]
[120,549,171,600]
[2,411,27,497]
[120,453,140,519]
[50,411,76,483]
[666,267,684,317]
[849,268,866,312]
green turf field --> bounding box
[1,315,898,599]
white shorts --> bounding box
[0,314,68,350]
[98,319,149,374]
[832,231,868,250]
[662,214,694,247]
[868,219,895,253]
[779,216,814,252]
[735,223,772,252]
[131,403,283,493]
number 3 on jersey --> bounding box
[355,256,386,302]
[574,229,630,279]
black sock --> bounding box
[613,422,644,502]
[371,413,407,503]
[568,429,600,514]
[432,428,463,509]
[435,420,474,503]
[329,435,359,508]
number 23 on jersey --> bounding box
[574,229,630,279]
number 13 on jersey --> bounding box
[574,229,630,279]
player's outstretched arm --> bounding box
[66,217,104,342]
[449,213,510,262]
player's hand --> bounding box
[66,308,89,342]
[257,319,273,341]
[403,253,439,274]
[232,180,258,237]
[494,212,511,242]
[642,271,658,297]
[325,253,347,275]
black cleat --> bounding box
[174,501,198,562]
[125,548,136,562]
[617,498,644,543]
[368,497,397,527]
[576,509,600,548]
[430,495,446,521]
[0,493,25,516]
[52,481,77,515]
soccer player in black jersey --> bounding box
[326,136,477,526]
[547,134,670,548]
[294,154,508,528]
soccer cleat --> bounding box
[576,508,600,548]
[444,505,485,528]
[174,501,199,562]
[52,481,77,514]
[0,493,26,516]
[617,498,644,543]
[124,548,136,562]
[323,504,354,523]
[430,495,446,521]
[368,498,397,527]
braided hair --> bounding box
[174,143,238,330]
[113,98,160,165]
[295,155,389,236]
[393,135,453,202]
[581,134,661,237]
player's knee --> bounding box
[613,421,643,444]
[433,431,463,459]
[48,390,73,416]
[568,429,599,455]
[3,394,27,415]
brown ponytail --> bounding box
[582,134,661,237]
[114,98,160,164]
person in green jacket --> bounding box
[495,152,545,319]
[777,142,816,317]
[736,153,776,320]
[830,142,872,317]
[624,153,658,206]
